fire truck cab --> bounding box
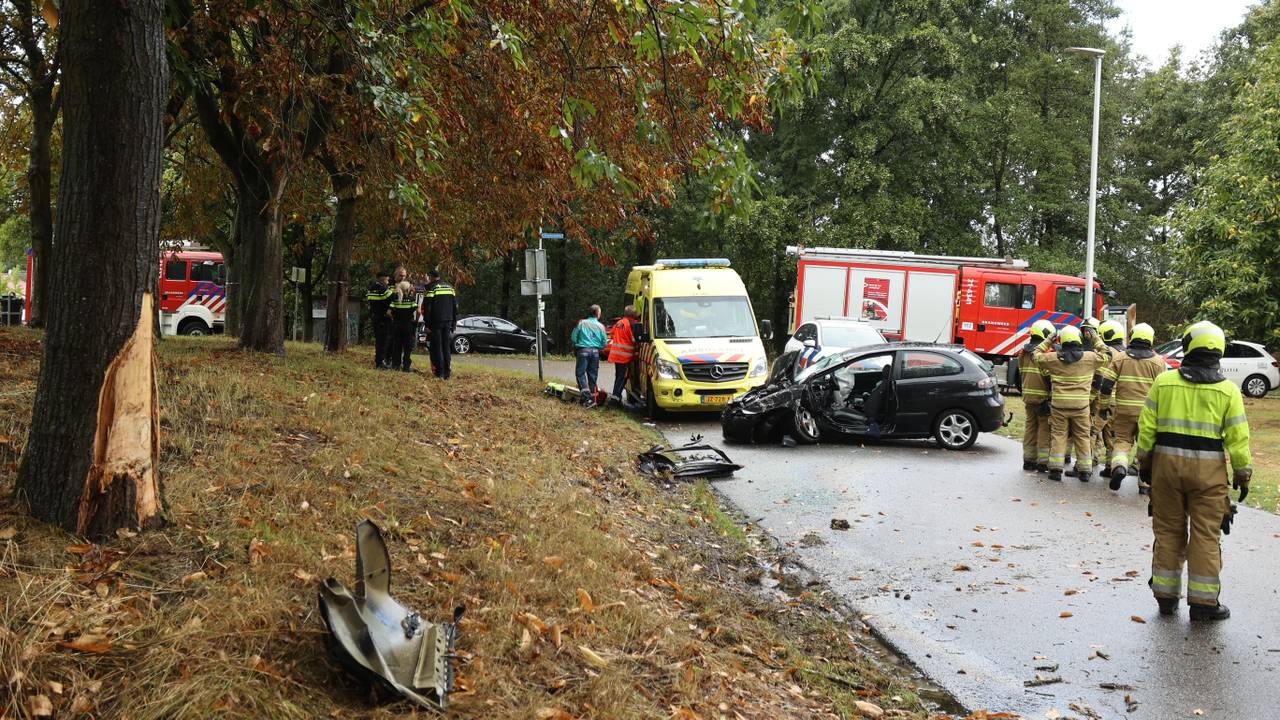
[788,247,1105,385]
[159,250,226,336]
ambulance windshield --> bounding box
[653,296,756,339]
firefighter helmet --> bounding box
[1058,325,1083,345]
[1129,323,1155,344]
[1182,320,1226,354]
[1100,319,1126,344]
[1032,319,1057,340]
[1082,317,1101,330]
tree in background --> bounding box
[1165,43,1280,346]
[19,0,167,535]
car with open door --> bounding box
[721,342,1005,450]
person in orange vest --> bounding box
[607,305,638,402]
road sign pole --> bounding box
[536,230,544,383]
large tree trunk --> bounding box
[323,164,358,352]
[25,83,55,328]
[235,176,287,354]
[19,0,166,536]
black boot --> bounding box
[1023,460,1036,471]
[1138,483,1150,496]
[1048,469,1063,482]
[1109,465,1126,491]
[1100,465,1111,479]
[1190,603,1230,621]
[1157,597,1178,615]
[1064,467,1079,478]
[1036,463,1048,473]
[1076,467,1090,482]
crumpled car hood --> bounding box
[319,520,462,711]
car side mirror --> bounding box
[803,338,817,349]
[761,319,774,341]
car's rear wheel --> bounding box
[934,409,977,450]
[453,335,471,354]
[789,405,820,444]
[1243,374,1270,399]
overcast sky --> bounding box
[1109,0,1256,66]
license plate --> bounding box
[701,394,731,405]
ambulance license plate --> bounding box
[701,394,731,405]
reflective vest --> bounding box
[1137,370,1251,470]
[389,289,418,324]
[366,281,393,316]
[1092,343,1124,406]
[1019,345,1048,402]
[1034,338,1111,410]
[607,319,636,364]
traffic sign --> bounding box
[520,278,552,296]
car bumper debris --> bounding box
[637,436,744,480]
[319,520,463,711]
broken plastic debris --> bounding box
[637,436,743,480]
[319,520,463,711]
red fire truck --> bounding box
[23,248,226,336]
[788,246,1105,376]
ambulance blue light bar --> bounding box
[654,258,731,269]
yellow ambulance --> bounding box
[624,258,772,415]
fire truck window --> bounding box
[1055,287,1084,316]
[1020,284,1036,309]
[190,261,220,283]
[164,260,187,281]
[983,282,1018,309]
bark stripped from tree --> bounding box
[79,292,162,537]
[18,0,167,536]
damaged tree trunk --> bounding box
[18,0,167,536]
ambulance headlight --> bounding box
[749,356,768,378]
[656,358,681,380]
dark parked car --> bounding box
[418,315,552,355]
[722,342,1005,450]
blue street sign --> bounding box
[540,232,564,240]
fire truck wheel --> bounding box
[178,318,211,336]
[933,409,977,451]
[788,406,820,444]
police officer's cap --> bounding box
[1129,323,1155,344]
[1182,320,1225,354]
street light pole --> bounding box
[1066,46,1105,320]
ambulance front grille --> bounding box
[682,362,748,383]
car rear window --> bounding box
[900,351,964,379]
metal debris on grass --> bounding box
[637,435,744,481]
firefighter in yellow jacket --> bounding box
[1138,321,1250,621]
[1091,319,1127,479]
[1034,324,1110,482]
[1019,319,1058,472]
[1101,323,1165,493]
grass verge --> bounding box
[999,392,1278,513]
[0,328,955,719]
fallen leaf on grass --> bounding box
[1059,611,1073,619]
[518,627,533,652]
[578,645,608,668]
[853,700,884,717]
[292,568,316,584]
[181,571,208,584]
[0,526,17,540]
[66,543,94,555]
[248,538,268,565]
[536,709,575,720]
[58,634,112,654]
[543,556,565,569]
[671,709,705,720]
[29,694,52,717]
[577,588,595,613]
[1130,615,1147,624]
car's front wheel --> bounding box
[934,409,977,450]
[453,336,471,354]
[789,405,820,444]
[1243,374,1270,399]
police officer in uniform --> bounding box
[1101,323,1165,492]
[1138,321,1251,620]
[422,269,459,380]
[1092,319,1127,478]
[365,269,394,369]
[389,273,418,372]
[1034,324,1111,482]
[1019,319,1058,472]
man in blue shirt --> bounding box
[570,304,609,407]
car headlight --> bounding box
[656,358,681,380]
[749,357,768,378]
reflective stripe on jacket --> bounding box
[1093,344,1123,406]
[607,319,636,364]
[1019,347,1049,401]
[1110,352,1166,410]
[1033,337,1111,409]
[1137,370,1251,469]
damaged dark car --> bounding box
[722,342,1005,450]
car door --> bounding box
[894,350,968,434]
[1223,342,1270,389]
[809,351,895,434]
[489,318,523,351]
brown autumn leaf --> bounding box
[1064,589,1078,596]
[1059,611,1074,618]
[536,709,575,720]
[578,645,608,668]
[292,568,316,584]
[671,708,705,720]
[0,526,16,540]
[577,588,595,613]
[1130,615,1147,624]
[436,570,462,584]
[66,543,94,555]
[542,555,566,569]
[518,627,533,652]
[517,612,548,634]
[181,571,208,584]
[550,624,563,649]
[248,538,268,565]
[953,564,972,572]
[59,634,112,654]
[29,694,53,717]
[1124,570,1140,577]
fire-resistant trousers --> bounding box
[1022,400,1050,464]
[1109,409,1142,472]
[1049,405,1092,473]
[1092,400,1114,468]
[1150,453,1230,606]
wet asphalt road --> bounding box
[459,355,1280,717]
